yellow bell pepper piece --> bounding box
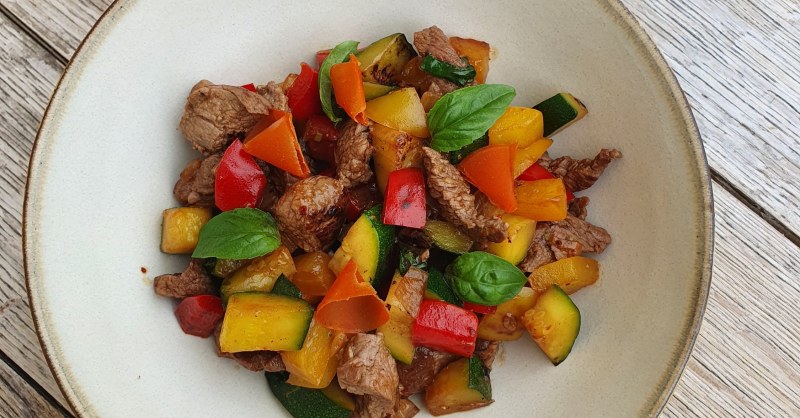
[488,107,544,149]
[514,178,568,222]
[513,137,553,178]
[282,320,349,388]
[160,207,212,254]
[365,87,429,138]
[486,214,537,264]
[477,287,538,341]
[528,256,600,294]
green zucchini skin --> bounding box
[533,92,588,137]
[424,267,462,306]
[265,372,351,418]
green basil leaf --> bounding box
[419,55,476,87]
[319,40,359,123]
[192,208,281,260]
[427,84,516,152]
[445,251,526,305]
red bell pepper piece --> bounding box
[316,50,331,68]
[302,114,339,164]
[174,295,224,338]
[240,83,257,92]
[459,144,518,213]
[412,299,479,357]
[462,301,497,315]
[286,63,322,122]
[382,168,426,229]
[518,163,575,201]
[215,139,267,211]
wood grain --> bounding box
[626,0,800,239]
[0,357,66,418]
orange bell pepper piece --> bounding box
[514,178,568,221]
[243,111,310,178]
[458,144,518,213]
[314,260,390,333]
[449,37,491,84]
[330,54,368,125]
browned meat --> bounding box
[395,267,428,318]
[397,56,459,97]
[273,176,345,252]
[173,154,221,207]
[179,80,283,155]
[398,227,434,250]
[414,26,463,66]
[475,340,501,370]
[518,215,612,272]
[212,325,285,372]
[154,259,217,298]
[256,81,290,112]
[474,192,508,246]
[422,147,507,244]
[390,399,420,418]
[336,121,374,188]
[339,333,399,418]
[540,149,622,192]
[568,196,590,220]
[397,346,458,397]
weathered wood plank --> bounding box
[0,357,66,418]
[626,0,800,238]
[663,184,800,417]
[0,11,70,409]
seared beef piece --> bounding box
[414,26,464,67]
[335,121,374,188]
[473,192,509,247]
[422,147,507,244]
[391,399,420,418]
[173,153,221,207]
[212,325,285,372]
[518,215,612,272]
[154,259,217,298]
[273,176,345,252]
[475,340,501,370]
[568,196,590,220]
[255,81,290,112]
[397,346,458,397]
[342,182,382,222]
[396,267,428,318]
[540,149,622,192]
[397,57,460,96]
[339,333,399,418]
[179,80,284,155]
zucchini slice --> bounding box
[272,274,303,299]
[523,285,581,365]
[219,292,312,353]
[424,267,462,306]
[356,33,416,85]
[424,220,473,254]
[533,92,588,137]
[266,372,351,418]
[363,82,395,100]
[378,269,428,364]
[329,205,396,290]
[425,356,493,416]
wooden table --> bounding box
[1,1,798,416]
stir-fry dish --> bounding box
[154,26,621,417]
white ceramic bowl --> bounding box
[25,0,713,416]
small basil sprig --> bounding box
[445,251,527,305]
[427,84,516,152]
[319,40,359,122]
[419,55,476,87]
[192,208,281,260]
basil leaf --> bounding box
[192,208,281,260]
[445,251,526,305]
[319,40,359,123]
[427,84,516,152]
[419,55,476,87]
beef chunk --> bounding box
[397,346,457,397]
[255,81,290,112]
[518,223,556,272]
[518,215,612,272]
[475,340,501,370]
[273,176,345,252]
[540,149,622,192]
[414,26,463,66]
[396,267,428,318]
[397,56,459,97]
[336,121,374,188]
[422,147,506,244]
[568,196,590,220]
[339,333,399,418]
[173,153,221,207]
[390,399,420,418]
[154,259,217,298]
[179,80,284,155]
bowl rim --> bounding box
[23,0,714,416]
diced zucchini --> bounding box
[477,287,538,341]
[522,285,581,365]
[533,92,588,137]
[210,258,248,278]
[425,356,493,416]
[528,256,600,294]
[329,205,395,289]
[371,123,424,194]
[219,292,312,353]
[424,267,461,306]
[220,246,296,303]
[424,220,473,254]
[363,82,395,100]
[282,320,348,388]
[356,33,417,85]
[448,135,489,165]
[378,269,428,364]
[319,380,355,411]
[266,372,351,418]
[485,214,537,265]
[272,274,303,299]
[160,207,212,254]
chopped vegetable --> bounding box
[209,258,248,278]
[382,167,427,229]
[424,220,474,254]
[355,33,416,85]
[458,144,518,213]
[174,294,224,338]
[427,84,516,152]
[425,267,462,306]
[371,123,424,194]
[398,247,427,275]
[477,286,538,341]
[272,274,303,299]
[488,106,544,149]
[378,270,427,364]
[419,55,476,86]
[522,285,581,365]
[366,87,430,138]
[528,256,600,294]
[514,178,569,221]
[330,54,368,125]
[160,207,212,254]
[292,251,337,297]
[329,205,396,288]
[518,163,576,201]
[220,245,295,303]
[363,81,395,100]
[219,292,313,352]
[319,380,356,411]
[243,111,310,179]
[319,40,360,122]
[462,302,497,315]
[214,139,267,211]
[449,37,491,84]
[485,214,537,264]
[314,260,390,333]
[413,299,478,357]
[286,62,323,122]
[281,320,349,388]
[448,134,488,165]
[512,137,553,178]
[302,114,338,164]
[533,92,588,137]
[445,251,527,306]
[192,208,280,260]
[240,83,257,92]
[425,356,493,416]
[266,372,352,418]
